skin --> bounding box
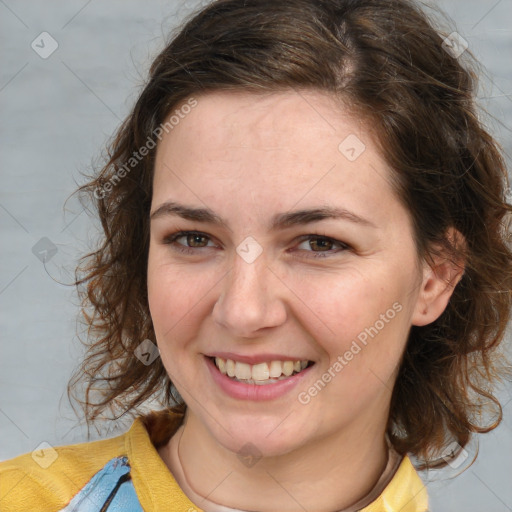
[147,90,463,511]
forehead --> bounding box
[158,90,370,163]
[152,90,396,223]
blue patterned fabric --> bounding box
[59,456,143,511]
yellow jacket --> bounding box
[0,410,428,511]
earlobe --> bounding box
[411,229,466,327]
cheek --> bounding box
[148,242,199,311]
[147,255,220,354]
[292,267,413,384]
[292,270,402,343]
[147,259,193,338]
[147,270,197,376]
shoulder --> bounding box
[0,428,129,511]
[360,455,429,512]
[0,410,187,512]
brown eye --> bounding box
[185,233,209,247]
[295,235,350,259]
[308,237,334,252]
[162,230,216,255]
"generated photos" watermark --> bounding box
[298,301,403,405]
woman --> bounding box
[1,0,511,510]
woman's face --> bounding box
[147,90,427,457]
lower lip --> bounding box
[205,356,314,401]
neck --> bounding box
[159,411,390,512]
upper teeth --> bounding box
[215,357,309,381]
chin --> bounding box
[202,412,309,459]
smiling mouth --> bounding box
[209,356,315,385]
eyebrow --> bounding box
[150,200,377,230]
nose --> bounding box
[212,252,287,338]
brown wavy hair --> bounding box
[68,0,512,468]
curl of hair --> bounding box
[68,0,512,468]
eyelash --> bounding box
[162,230,350,259]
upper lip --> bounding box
[206,352,313,365]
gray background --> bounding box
[1,1,511,510]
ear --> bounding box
[411,228,466,327]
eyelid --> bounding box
[294,234,350,249]
[162,230,220,250]
[162,230,351,257]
